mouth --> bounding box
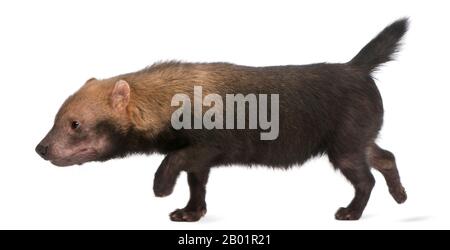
[49,148,98,167]
[50,160,78,167]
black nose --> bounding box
[35,144,49,159]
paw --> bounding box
[390,186,407,204]
[153,181,174,197]
[335,207,362,220]
[170,208,207,222]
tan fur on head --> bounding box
[58,61,224,137]
[118,62,223,136]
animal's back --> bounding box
[172,62,384,168]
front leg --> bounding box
[170,169,210,222]
[153,147,217,198]
[153,151,185,197]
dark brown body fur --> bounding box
[37,19,409,221]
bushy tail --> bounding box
[349,18,409,73]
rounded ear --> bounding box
[111,80,130,111]
[85,77,97,84]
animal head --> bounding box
[35,78,134,166]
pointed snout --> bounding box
[35,143,49,160]
[36,128,54,160]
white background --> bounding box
[0,0,448,229]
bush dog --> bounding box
[36,19,408,221]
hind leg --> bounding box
[367,143,407,204]
[330,152,376,220]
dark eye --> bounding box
[71,121,80,130]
